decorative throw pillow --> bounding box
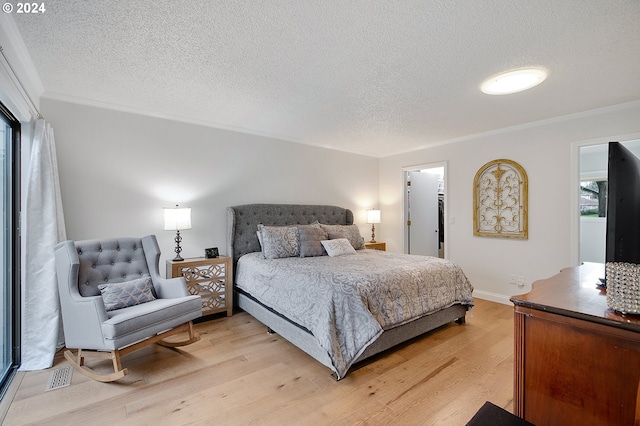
[321,238,357,257]
[297,224,328,257]
[320,224,365,250]
[257,224,300,259]
[98,277,157,311]
[327,231,346,240]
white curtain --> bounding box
[20,119,66,370]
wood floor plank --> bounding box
[1,298,514,425]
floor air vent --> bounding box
[45,366,73,391]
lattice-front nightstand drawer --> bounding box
[166,257,233,317]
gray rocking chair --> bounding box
[54,235,202,382]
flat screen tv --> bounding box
[605,141,640,266]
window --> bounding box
[580,179,607,217]
[0,101,20,398]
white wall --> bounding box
[36,98,640,300]
[41,98,380,272]
[379,101,640,304]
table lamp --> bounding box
[367,209,381,243]
[164,205,192,261]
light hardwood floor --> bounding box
[1,299,514,425]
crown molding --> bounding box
[0,14,45,106]
[381,99,640,158]
[41,90,381,158]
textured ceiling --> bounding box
[11,0,640,157]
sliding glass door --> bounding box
[0,102,20,397]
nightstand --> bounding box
[166,256,233,317]
[365,242,386,251]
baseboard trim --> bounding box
[473,290,514,306]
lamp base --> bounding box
[370,224,376,243]
[173,230,184,261]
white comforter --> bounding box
[236,249,474,378]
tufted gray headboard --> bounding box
[226,203,354,279]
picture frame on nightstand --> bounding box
[205,247,219,258]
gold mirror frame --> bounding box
[473,159,528,239]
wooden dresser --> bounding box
[510,262,640,426]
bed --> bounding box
[226,203,474,380]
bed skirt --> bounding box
[236,290,467,379]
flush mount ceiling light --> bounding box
[480,68,548,95]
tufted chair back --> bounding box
[75,237,150,297]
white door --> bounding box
[406,171,440,256]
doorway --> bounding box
[404,163,446,258]
[571,134,640,265]
[577,139,640,264]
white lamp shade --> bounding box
[163,207,192,231]
[367,209,381,224]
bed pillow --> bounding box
[320,224,365,250]
[297,224,328,257]
[321,238,357,257]
[257,224,300,259]
[98,277,156,311]
[327,231,346,240]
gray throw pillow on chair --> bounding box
[98,276,157,311]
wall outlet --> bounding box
[510,274,525,286]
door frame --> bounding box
[570,131,640,266]
[403,161,447,258]
[0,101,21,399]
